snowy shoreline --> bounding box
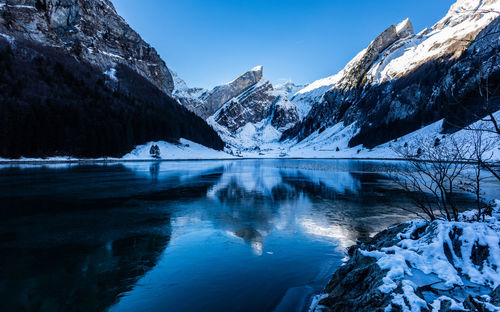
[310,202,500,312]
[3,157,497,165]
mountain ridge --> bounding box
[281,0,500,150]
[0,0,175,95]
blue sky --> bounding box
[112,0,455,89]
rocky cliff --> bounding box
[207,67,303,151]
[173,65,304,151]
[0,0,174,95]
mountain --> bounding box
[0,0,174,95]
[283,0,500,149]
[173,66,307,151]
[0,0,224,158]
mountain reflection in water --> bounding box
[0,160,481,312]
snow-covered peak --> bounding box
[295,0,500,99]
[396,18,414,38]
[366,0,500,85]
[251,65,264,73]
[448,0,497,14]
[294,0,500,103]
[436,0,499,30]
[274,81,306,99]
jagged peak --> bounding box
[396,18,414,38]
[251,65,264,73]
[226,65,263,85]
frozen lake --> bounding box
[0,159,490,312]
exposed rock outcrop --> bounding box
[172,65,303,151]
[314,216,500,312]
[213,79,276,133]
[0,0,174,94]
[199,65,264,119]
[269,96,300,130]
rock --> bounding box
[213,79,276,132]
[199,65,264,119]
[175,65,301,151]
[396,18,414,38]
[314,224,413,312]
[0,0,174,95]
[269,96,300,130]
[342,24,400,89]
[490,286,500,305]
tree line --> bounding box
[0,39,224,159]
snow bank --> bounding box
[285,110,500,162]
[122,139,233,160]
[310,201,500,312]
[360,201,500,311]
[0,139,234,162]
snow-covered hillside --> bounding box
[283,0,500,152]
[123,139,234,160]
[293,0,499,108]
[285,110,500,162]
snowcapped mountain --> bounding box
[283,0,500,151]
[0,0,175,95]
[173,66,309,151]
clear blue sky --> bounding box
[112,0,455,89]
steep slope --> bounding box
[0,37,224,158]
[173,66,306,151]
[284,0,500,149]
[0,0,174,95]
[206,67,305,151]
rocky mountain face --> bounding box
[283,0,500,149]
[0,0,225,158]
[173,66,305,151]
[0,0,174,95]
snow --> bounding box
[308,294,329,312]
[360,201,500,311]
[0,109,497,162]
[3,4,36,9]
[251,65,263,72]
[169,69,189,91]
[103,67,118,82]
[396,18,412,35]
[278,109,500,161]
[0,33,14,44]
[122,139,234,160]
[0,139,234,163]
[100,50,124,60]
[290,0,500,136]
[365,0,500,85]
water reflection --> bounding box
[0,160,485,312]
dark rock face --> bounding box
[175,66,301,140]
[198,66,264,119]
[317,224,410,312]
[316,220,500,312]
[213,79,277,132]
[269,97,300,130]
[0,0,174,94]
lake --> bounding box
[0,159,493,312]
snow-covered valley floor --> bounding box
[0,112,498,163]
